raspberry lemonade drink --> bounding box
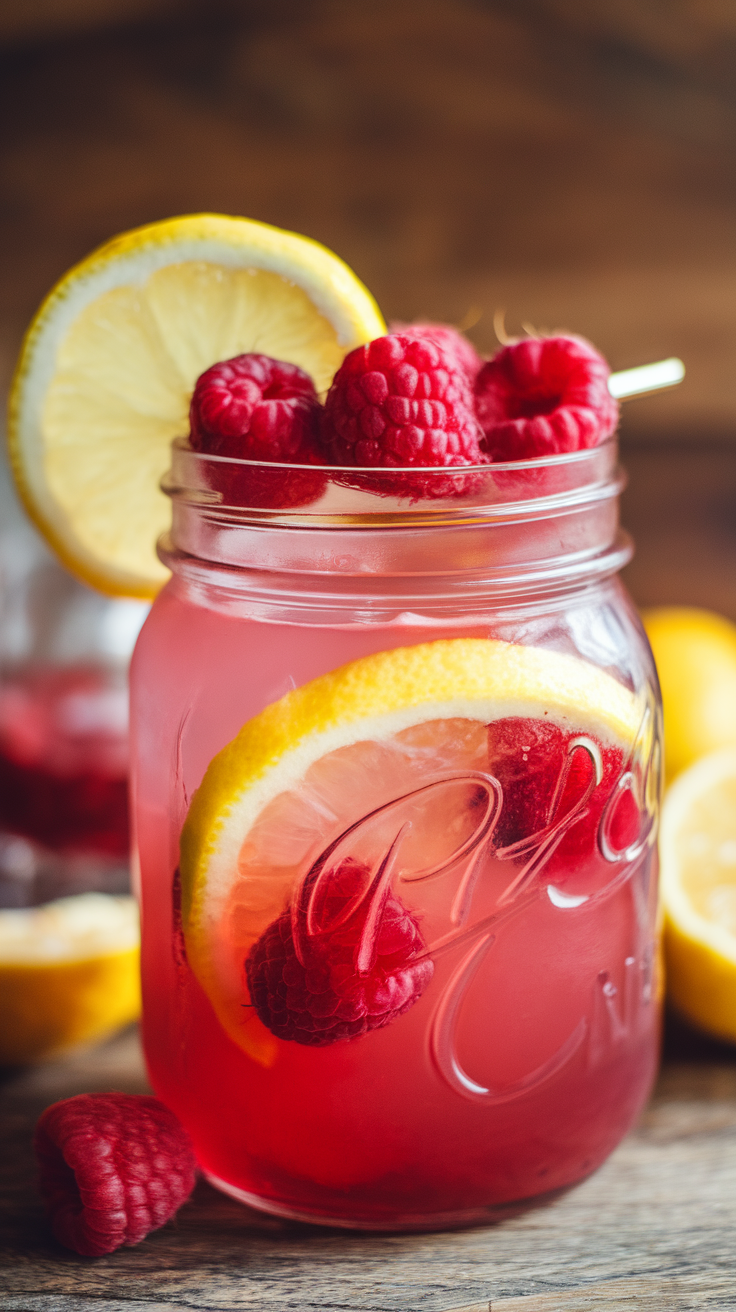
[8,216,663,1229]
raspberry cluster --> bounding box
[187,325,618,504]
[245,855,434,1046]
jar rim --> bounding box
[162,437,623,531]
[169,435,615,474]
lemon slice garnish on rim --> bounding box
[661,746,736,1042]
[0,893,140,1065]
[7,213,385,599]
[179,638,641,1067]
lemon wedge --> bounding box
[642,607,736,780]
[0,893,140,1065]
[179,637,641,1066]
[661,746,736,1042]
[8,214,385,599]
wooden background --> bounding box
[1,0,735,613]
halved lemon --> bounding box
[0,893,140,1065]
[642,607,736,780]
[8,214,385,599]
[661,746,736,1041]
[180,638,641,1066]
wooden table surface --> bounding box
[3,1020,736,1311]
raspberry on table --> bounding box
[34,1092,197,1256]
[390,321,483,383]
[474,335,619,460]
[245,855,434,1046]
[322,333,483,471]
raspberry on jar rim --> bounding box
[322,332,484,470]
[189,352,324,463]
[390,321,483,384]
[474,333,619,461]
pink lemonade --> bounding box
[0,667,129,858]
[134,507,661,1229]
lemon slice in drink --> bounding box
[180,638,640,1066]
[8,214,385,599]
[661,747,736,1042]
[0,893,140,1065]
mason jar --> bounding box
[130,439,662,1230]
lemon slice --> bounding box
[8,214,385,599]
[0,893,140,1065]
[661,746,736,1041]
[180,638,641,1066]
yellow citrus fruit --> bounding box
[8,213,385,599]
[661,747,736,1042]
[642,607,736,780]
[179,637,641,1066]
[0,893,140,1065]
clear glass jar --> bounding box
[131,440,662,1230]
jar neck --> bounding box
[159,439,632,622]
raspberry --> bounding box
[245,854,434,1046]
[322,333,483,472]
[487,717,641,896]
[190,353,322,460]
[34,1093,197,1256]
[189,353,327,509]
[474,335,619,460]
[390,321,483,383]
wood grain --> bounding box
[3,1025,736,1311]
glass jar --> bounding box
[131,440,662,1231]
[0,462,149,908]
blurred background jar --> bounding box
[0,458,148,909]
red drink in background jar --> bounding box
[0,514,148,905]
[0,666,129,857]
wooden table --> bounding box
[3,1020,736,1311]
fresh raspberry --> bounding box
[189,353,327,510]
[189,353,322,461]
[246,854,434,1046]
[390,321,483,383]
[474,335,619,460]
[322,333,483,472]
[34,1093,197,1256]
